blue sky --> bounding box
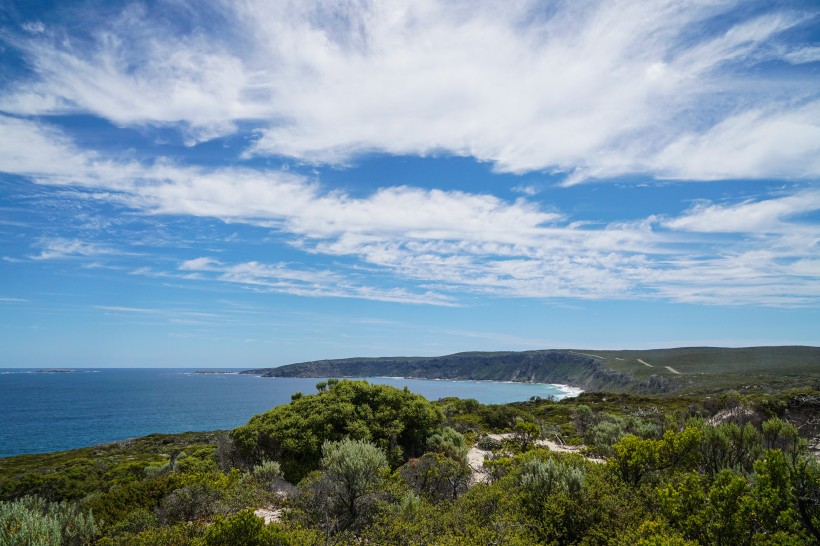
[1,0,818,368]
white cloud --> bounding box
[0,115,94,178]
[29,238,116,260]
[665,191,820,233]
[3,116,819,308]
[176,256,457,306]
[651,103,820,181]
[2,1,817,180]
[21,21,46,34]
[782,46,820,65]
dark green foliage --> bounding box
[96,522,205,546]
[475,434,502,451]
[156,481,225,524]
[512,420,541,451]
[0,432,216,502]
[399,452,470,502]
[107,507,158,537]
[230,380,443,481]
[611,427,703,486]
[425,427,468,462]
[697,421,763,476]
[194,510,291,546]
[83,473,187,531]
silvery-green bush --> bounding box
[0,496,96,546]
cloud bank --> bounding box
[2,0,818,182]
[2,115,817,307]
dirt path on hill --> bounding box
[638,359,653,368]
[664,366,682,374]
[570,351,606,360]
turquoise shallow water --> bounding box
[0,368,579,457]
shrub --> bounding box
[231,380,442,481]
[476,435,503,451]
[250,460,284,493]
[0,496,97,546]
[156,482,224,524]
[425,427,468,462]
[195,509,291,546]
[400,452,470,502]
[295,438,388,534]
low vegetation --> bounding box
[1,380,819,544]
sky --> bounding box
[0,0,818,368]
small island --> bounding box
[32,369,85,373]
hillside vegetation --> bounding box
[243,346,820,394]
[1,381,819,545]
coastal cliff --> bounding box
[241,350,674,393]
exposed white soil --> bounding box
[467,433,605,485]
[707,407,756,425]
[638,359,654,368]
[569,351,605,360]
[664,366,682,374]
[254,507,284,524]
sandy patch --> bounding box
[467,433,604,484]
[254,507,283,524]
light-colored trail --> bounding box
[665,366,682,375]
[638,359,653,368]
[467,433,604,484]
[570,351,605,360]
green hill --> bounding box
[242,346,820,394]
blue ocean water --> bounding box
[0,369,578,457]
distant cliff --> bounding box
[242,350,675,393]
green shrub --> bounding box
[195,509,290,546]
[0,496,97,546]
[231,380,442,481]
[251,460,283,491]
[295,438,389,535]
[96,522,205,546]
[475,435,503,451]
[399,452,470,502]
[425,427,468,462]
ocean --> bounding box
[0,368,580,457]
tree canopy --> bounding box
[230,380,443,481]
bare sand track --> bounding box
[638,359,681,374]
[467,433,604,484]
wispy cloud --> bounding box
[665,191,820,233]
[29,238,116,260]
[1,1,817,182]
[2,115,818,307]
[177,257,458,306]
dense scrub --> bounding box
[1,381,818,545]
[230,379,443,481]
